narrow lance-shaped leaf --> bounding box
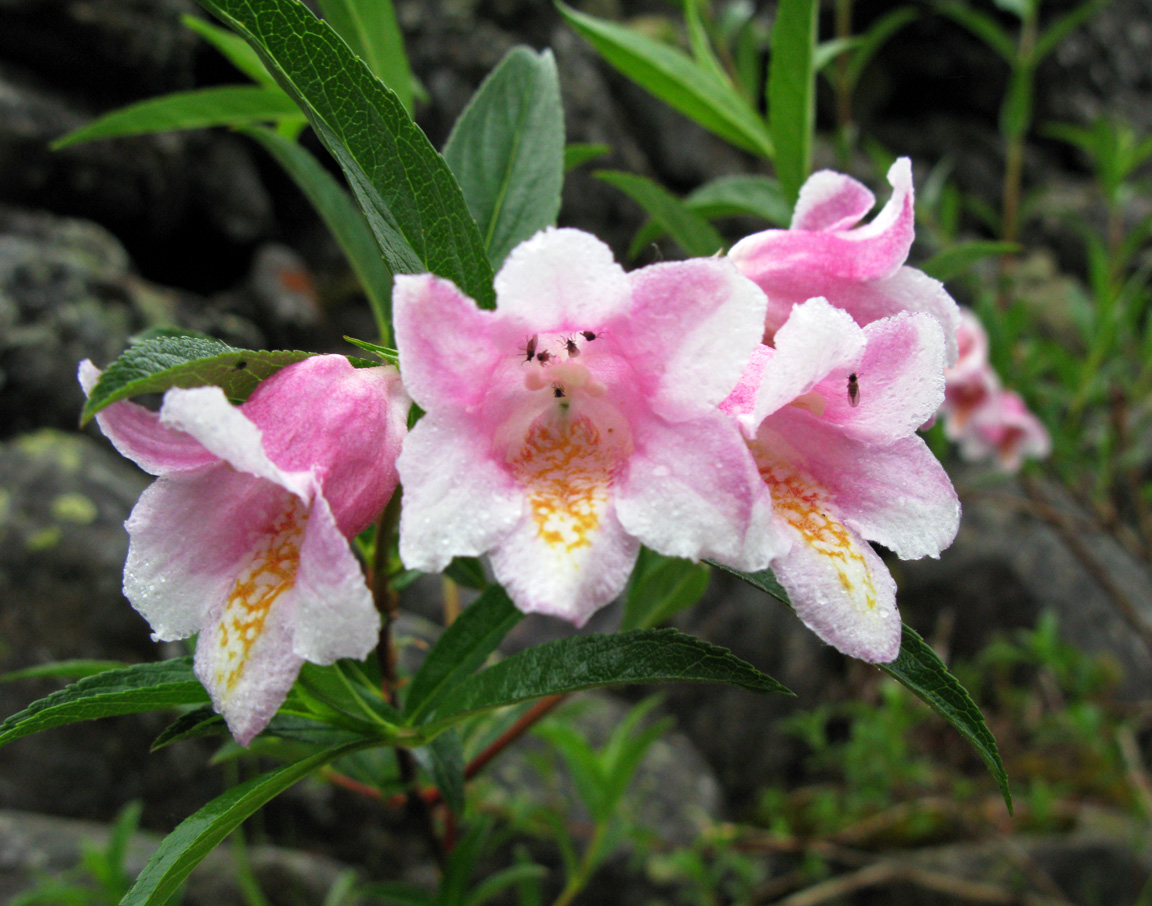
[195,0,495,308]
[182,15,279,88]
[710,561,1012,811]
[242,126,396,345]
[0,659,208,747]
[595,170,724,259]
[81,338,312,424]
[444,46,565,270]
[558,3,774,159]
[317,0,415,115]
[51,86,303,150]
[767,0,818,207]
[122,740,371,906]
[404,585,523,724]
[422,628,792,733]
[621,548,711,631]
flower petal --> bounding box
[293,492,380,663]
[394,273,509,412]
[243,356,409,537]
[494,228,632,328]
[773,521,901,663]
[615,411,781,570]
[820,310,947,445]
[752,298,863,428]
[620,257,768,417]
[79,360,216,476]
[123,466,297,641]
[158,385,312,500]
[763,411,959,560]
[398,412,522,573]
[791,169,876,232]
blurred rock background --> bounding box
[2,0,1152,903]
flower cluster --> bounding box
[84,159,1035,742]
[940,308,1051,472]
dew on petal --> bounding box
[213,498,308,695]
[754,451,878,612]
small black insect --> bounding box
[523,334,539,363]
[564,337,581,358]
[537,350,552,364]
[847,372,860,408]
[552,383,566,399]
[234,360,248,370]
[580,330,598,342]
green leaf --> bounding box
[80,337,312,424]
[51,86,303,150]
[999,65,1034,141]
[621,548,711,630]
[684,0,732,86]
[596,170,725,259]
[151,707,227,751]
[182,15,279,88]
[0,659,208,747]
[558,3,773,159]
[933,2,1016,63]
[122,740,369,906]
[416,729,466,814]
[0,660,127,683]
[1033,0,1104,64]
[767,0,818,207]
[196,0,495,308]
[404,585,523,725]
[564,142,611,172]
[443,556,489,591]
[846,7,918,89]
[463,864,548,906]
[686,174,791,225]
[318,0,415,115]
[241,126,395,345]
[878,625,1012,812]
[444,46,565,270]
[425,629,792,732]
[813,36,859,74]
[710,561,1012,812]
[919,240,1019,281]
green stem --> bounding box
[549,821,611,906]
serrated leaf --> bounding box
[424,629,792,732]
[182,15,278,88]
[318,0,415,115]
[559,3,773,159]
[596,170,724,259]
[404,585,523,725]
[0,659,208,747]
[122,740,369,906]
[710,561,1012,811]
[241,126,395,344]
[878,625,1012,812]
[563,142,611,172]
[195,0,495,308]
[768,0,818,207]
[622,549,711,631]
[51,86,303,150]
[81,338,312,424]
[920,240,1019,281]
[444,46,565,270]
[0,660,127,683]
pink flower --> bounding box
[958,389,1051,472]
[394,227,778,625]
[728,158,961,364]
[79,355,410,745]
[721,299,960,662]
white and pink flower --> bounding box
[720,298,961,662]
[80,354,409,745]
[394,227,779,625]
[728,158,961,364]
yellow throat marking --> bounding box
[757,455,878,611]
[215,498,307,693]
[510,415,615,554]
